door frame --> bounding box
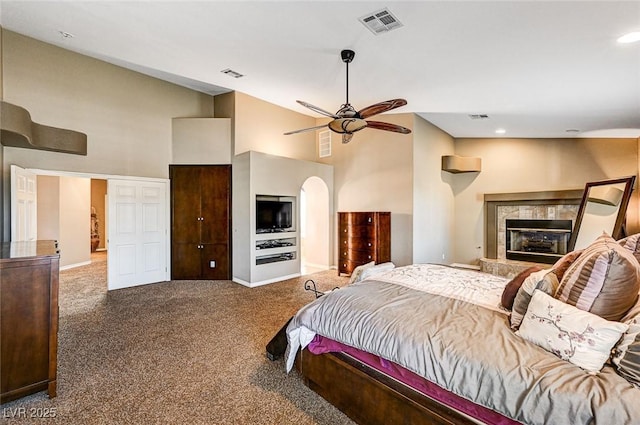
[21,168,171,287]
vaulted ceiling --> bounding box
[1,1,639,138]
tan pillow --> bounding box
[619,233,640,263]
[510,268,559,330]
[501,266,543,310]
[556,233,640,321]
[551,249,584,281]
[612,314,640,387]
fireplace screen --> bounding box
[506,219,572,264]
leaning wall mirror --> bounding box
[569,175,636,251]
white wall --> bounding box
[412,116,457,264]
[301,176,330,270]
[233,151,333,285]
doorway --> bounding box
[300,176,330,275]
[12,167,170,290]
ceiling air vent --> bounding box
[468,114,490,120]
[221,68,244,79]
[359,8,403,35]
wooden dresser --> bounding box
[338,212,391,275]
[1,241,60,404]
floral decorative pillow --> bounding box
[518,290,628,373]
[510,269,558,330]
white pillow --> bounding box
[349,261,375,284]
[359,262,395,281]
[517,290,628,373]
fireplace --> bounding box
[506,219,572,264]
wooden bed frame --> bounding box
[296,349,479,425]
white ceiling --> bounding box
[1,1,639,138]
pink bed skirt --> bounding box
[308,335,520,425]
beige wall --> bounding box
[233,92,317,161]
[59,176,91,268]
[412,116,456,264]
[1,30,214,178]
[1,30,215,240]
[35,174,91,267]
[1,28,4,242]
[453,137,639,264]
[91,179,107,250]
[319,113,415,266]
[171,118,231,164]
[37,175,60,241]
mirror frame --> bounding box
[568,175,636,251]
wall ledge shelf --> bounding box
[441,155,481,173]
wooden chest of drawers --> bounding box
[338,212,391,276]
[1,241,60,404]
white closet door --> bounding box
[10,165,37,241]
[107,179,168,290]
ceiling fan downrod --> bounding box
[341,49,355,106]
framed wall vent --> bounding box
[318,130,332,158]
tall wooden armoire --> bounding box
[170,165,231,280]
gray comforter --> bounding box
[286,267,640,425]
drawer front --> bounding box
[338,259,371,275]
[340,213,377,227]
[339,224,376,240]
[338,239,376,256]
[338,249,375,263]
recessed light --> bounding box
[495,128,506,135]
[565,129,580,133]
[617,32,640,44]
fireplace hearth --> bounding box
[506,219,572,264]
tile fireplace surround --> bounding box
[482,190,583,277]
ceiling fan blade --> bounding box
[366,120,412,134]
[297,100,339,118]
[283,124,329,135]
[358,99,408,119]
[342,133,354,144]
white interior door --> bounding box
[10,165,37,241]
[107,179,169,290]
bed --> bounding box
[285,247,640,425]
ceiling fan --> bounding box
[284,49,411,144]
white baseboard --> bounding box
[232,273,301,288]
[60,260,92,271]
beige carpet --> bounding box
[3,252,355,424]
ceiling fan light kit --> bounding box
[285,49,411,143]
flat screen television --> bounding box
[256,200,293,232]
